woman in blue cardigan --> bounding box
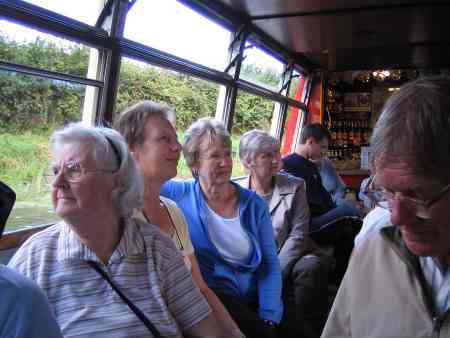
[162,117,283,338]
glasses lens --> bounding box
[65,162,83,182]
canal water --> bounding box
[5,202,60,232]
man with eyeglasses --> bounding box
[322,76,450,338]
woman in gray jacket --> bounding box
[235,129,331,338]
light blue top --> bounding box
[420,257,450,316]
[318,158,347,206]
[0,265,62,338]
[161,179,284,323]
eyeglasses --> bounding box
[44,161,116,184]
[364,175,450,219]
[199,150,236,162]
[258,151,281,163]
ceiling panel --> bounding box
[186,0,450,70]
[216,0,448,17]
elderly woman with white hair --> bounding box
[161,117,283,338]
[235,129,331,338]
[8,123,220,338]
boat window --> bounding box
[0,20,95,80]
[0,70,96,232]
[0,18,102,232]
[240,43,284,92]
[229,90,277,176]
[22,0,105,26]
[281,105,305,156]
[124,0,231,71]
[288,70,305,101]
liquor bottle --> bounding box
[330,120,337,142]
[349,120,355,145]
[336,121,342,146]
[364,119,371,143]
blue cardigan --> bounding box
[161,179,283,323]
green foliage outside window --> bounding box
[0,34,286,230]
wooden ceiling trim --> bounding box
[250,2,450,20]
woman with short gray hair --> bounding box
[182,117,232,172]
[162,117,283,338]
[236,129,330,338]
[9,122,215,338]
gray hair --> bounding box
[239,129,280,170]
[183,117,231,169]
[115,100,176,148]
[50,122,143,218]
[371,76,450,178]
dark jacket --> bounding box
[282,153,335,217]
[0,181,16,237]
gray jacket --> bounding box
[322,225,450,338]
[235,172,319,278]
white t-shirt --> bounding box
[205,204,252,265]
[354,206,391,248]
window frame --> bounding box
[0,0,314,235]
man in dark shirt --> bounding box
[283,150,335,218]
[283,124,360,284]
[283,123,360,231]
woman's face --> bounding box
[194,137,233,187]
[51,142,118,224]
[132,115,181,184]
[249,147,282,181]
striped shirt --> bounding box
[420,256,450,316]
[8,218,211,338]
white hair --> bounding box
[50,122,143,218]
[239,129,280,171]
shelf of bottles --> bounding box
[328,119,371,162]
[326,83,372,167]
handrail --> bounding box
[0,224,53,251]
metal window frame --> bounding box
[1,0,313,139]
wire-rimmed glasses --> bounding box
[363,175,450,219]
[43,161,116,185]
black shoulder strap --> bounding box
[87,261,161,337]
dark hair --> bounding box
[371,76,450,176]
[299,123,331,144]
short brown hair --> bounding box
[299,123,331,144]
[114,100,175,148]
